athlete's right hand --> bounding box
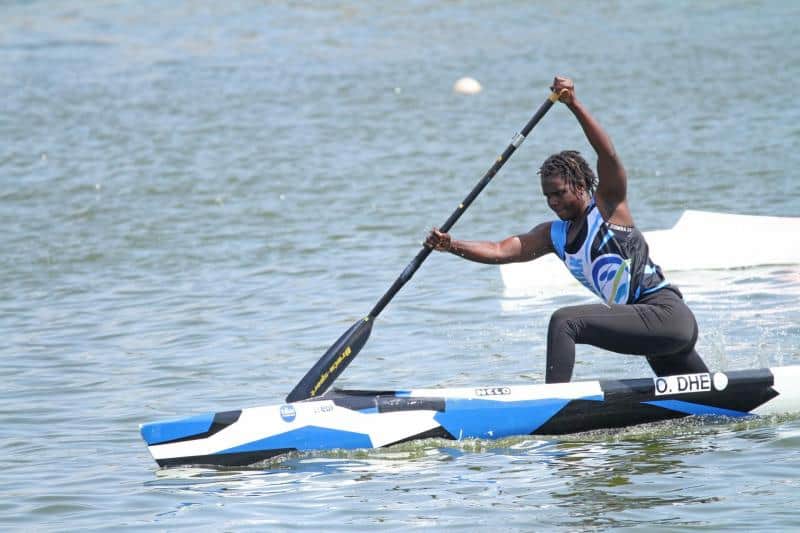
[425,227,452,251]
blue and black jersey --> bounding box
[550,199,669,304]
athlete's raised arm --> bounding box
[552,76,633,227]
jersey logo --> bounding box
[591,255,631,304]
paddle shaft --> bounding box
[369,92,560,318]
[287,92,560,402]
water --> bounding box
[2,1,799,530]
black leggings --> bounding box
[545,287,709,383]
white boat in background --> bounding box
[500,211,800,293]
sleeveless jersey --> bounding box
[549,200,669,304]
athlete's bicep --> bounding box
[595,158,634,226]
[596,154,627,204]
[513,222,554,262]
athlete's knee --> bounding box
[548,307,578,339]
[651,318,698,357]
[669,303,699,351]
[672,320,698,354]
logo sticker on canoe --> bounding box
[280,405,296,422]
[475,387,511,397]
[653,373,712,396]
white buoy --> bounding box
[453,77,482,95]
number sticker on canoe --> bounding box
[653,373,712,396]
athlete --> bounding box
[425,76,709,383]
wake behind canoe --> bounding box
[141,365,800,467]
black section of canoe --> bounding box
[535,369,777,435]
[324,390,446,413]
[156,448,294,468]
[153,410,242,446]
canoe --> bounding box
[141,365,800,467]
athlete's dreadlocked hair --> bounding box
[538,150,597,195]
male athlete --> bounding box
[426,76,709,383]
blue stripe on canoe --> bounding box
[643,400,751,418]
[435,396,602,440]
[219,425,372,454]
[140,412,215,445]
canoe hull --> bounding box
[140,365,800,467]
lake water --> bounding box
[2,1,799,530]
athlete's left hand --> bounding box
[551,76,575,105]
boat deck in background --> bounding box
[499,211,800,293]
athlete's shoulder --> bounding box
[549,219,569,259]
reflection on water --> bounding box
[144,414,800,529]
[545,434,718,528]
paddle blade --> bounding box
[286,318,373,403]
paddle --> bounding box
[286,90,563,403]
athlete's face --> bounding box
[541,174,587,221]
